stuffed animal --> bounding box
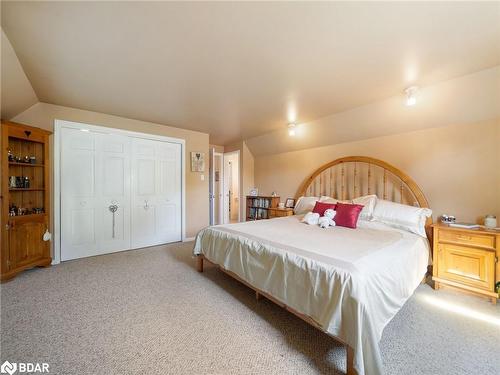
[318,216,331,228]
[324,209,337,223]
[318,209,337,228]
[302,212,320,225]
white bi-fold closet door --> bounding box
[60,124,182,261]
[131,138,181,249]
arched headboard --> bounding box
[295,156,432,229]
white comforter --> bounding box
[193,215,430,375]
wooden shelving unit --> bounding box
[1,121,52,282]
[246,196,280,221]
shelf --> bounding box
[248,206,272,209]
[10,213,46,221]
[9,162,45,167]
[9,188,45,191]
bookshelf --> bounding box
[246,196,280,221]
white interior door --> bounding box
[131,138,181,248]
[61,129,131,261]
[223,156,231,224]
[213,153,223,225]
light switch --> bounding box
[201,174,205,181]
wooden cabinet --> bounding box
[1,121,52,281]
[432,223,499,303]
[268,207,294,218]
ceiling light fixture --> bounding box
[404,86,419,106]
[288,123,296,136]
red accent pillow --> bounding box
[334,202,364,229]
[312,201,337,216]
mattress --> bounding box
[193,215,430,375]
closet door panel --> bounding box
[131,138,158,248]
[131,139,181,247]
[61,128,99,260]
[96,133,131,253]
[157,142,181,243]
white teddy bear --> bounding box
[318,209,337,228]
[302,212,320,225]
[302,209,337,228]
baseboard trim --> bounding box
[183,237,195,242]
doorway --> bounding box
[223,151,240,224]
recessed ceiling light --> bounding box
[288,123,296,136]
[405,86,419,106]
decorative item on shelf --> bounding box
[9,205,17,217]
[271,191,277,197]
[33,207,44,214]
[7,149,14,162]
[249,188,258,197]
[278,202,285,209]
[484,214,497,229]
[23,155,30,163]
[285,198,295,208]
[496,282,500,297]
[440,214,456,224]
[9,176,17,188]
[190,152,205,172]
[30,156,37,164]
[24,176,30,188]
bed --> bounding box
[193,156,433,375]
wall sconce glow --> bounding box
[405,86,419,106]
[288,123,296,137]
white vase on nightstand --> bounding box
[484,215,497,229]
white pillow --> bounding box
[319,196,341,204]
[372,199,432,237]
[352,195,378,221]
[320,195,377,221]
[294,196,319,215]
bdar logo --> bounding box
[0,361,17,375]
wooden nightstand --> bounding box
[268,207,294,218]
[432,223,499,304]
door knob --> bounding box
[144,200,149,210]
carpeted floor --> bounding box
[1,242,499,375]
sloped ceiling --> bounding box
[2,2,500,144]
[1,28,38,120]
[246,66,500,156]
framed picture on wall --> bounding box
[191,152,205,172]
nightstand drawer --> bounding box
[268,208,294,218]
[436,244,495,291]
[439,230,495,249]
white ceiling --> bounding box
[2,1,500,144]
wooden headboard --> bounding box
[295,156,432,230]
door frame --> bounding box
[222,150,240,224]
[53,119,186,264]
[209,149,224,225]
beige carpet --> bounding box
[1,242,499,375]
